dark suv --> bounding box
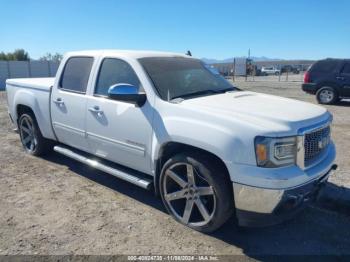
[302,58,350,104]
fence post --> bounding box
[301,65,304,82]
[6,61,11,78]
[48,61,51,76]
[253,67,255,82]
[232,59,235,82]
[28,61,32,77]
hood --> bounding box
[180,91,330,136]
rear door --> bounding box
[51,56,94,152]
[338,61,350,97]
[310,60,338,83]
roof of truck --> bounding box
[65,49,191,59]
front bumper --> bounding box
[234,164,337,227]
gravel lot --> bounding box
[0,80,350,257]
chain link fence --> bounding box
[211,60,314,82]
[234,68,309,82]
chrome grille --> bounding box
[304,125,331,164]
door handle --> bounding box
[88,106,104,116]
[53,98,64,106]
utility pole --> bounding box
[245,49,250,82]
[245,48,251,82]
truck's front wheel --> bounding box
[159,153,233,232]
[18,113,52,156]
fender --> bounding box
[13,88,56,140]
[151,115,250,172]
[150,117,239,195]
[316,81,340,93]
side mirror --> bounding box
[108,84,146,107]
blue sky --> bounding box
[1,0,349,60]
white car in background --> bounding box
[261,66,281,75]
[6,50,336,232]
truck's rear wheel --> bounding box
[18,113,52,156]
[316,86,338,104]
[159,153,233,232]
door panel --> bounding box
[339,62,350,97]
[51,56,94,152]
[86,97,153,173]
[51,90,89,151]
[85,58,153,174]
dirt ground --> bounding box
[0,81,350,257]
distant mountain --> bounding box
[201,56,283,64]
[201,58,234,64]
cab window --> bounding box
[60,57,94,93]
[95,58,140,96]
[341,63,350,74]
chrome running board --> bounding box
[53,145,152,190]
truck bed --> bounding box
[6,77,57,140]
[6,77,55,91]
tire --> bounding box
[159,152,234,233]
[275,72,280,76]
[316,86,338,105]
[18,112,52,156]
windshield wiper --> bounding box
[171,88,235,101]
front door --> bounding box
[51,56,94,152]
[86,58,153,174]
[338,62,350,97]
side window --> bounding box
[60,57,94,93]
[312,60,338,73]
[341,63,350,74]
[95,58,140,96]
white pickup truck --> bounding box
[6,50,336,232]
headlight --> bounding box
[255,136,297,167]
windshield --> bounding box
[139,57,235,100]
